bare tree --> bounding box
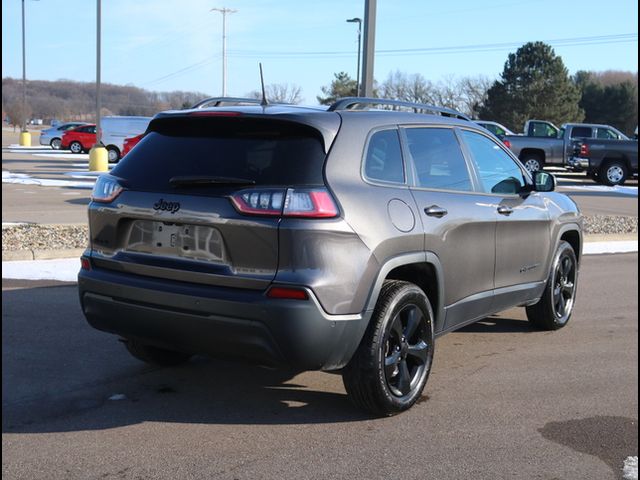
[380,71,435,104]
[4,100,31,131]
[249,83,303,104]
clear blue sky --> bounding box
[2,0,638,105]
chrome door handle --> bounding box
[497,206,514,216]
[424,205,448,218]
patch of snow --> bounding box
[64,171,106,179]
[108,394,127,401]
[2,258,80,282]
[6,144,52,150]
[32,153,90,160]
[2,222,28,228]
[623,456,638,480]
[563,185,638,196]
[583,241,638,255]
[2,170,95,188]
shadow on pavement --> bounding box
[457,316,534,333]
[2,284,369,434]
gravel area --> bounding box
[3,224,88,251]
[1,215,637,252]
[582,215,638,235]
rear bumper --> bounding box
[39,135,51,146]
[78,266,370,371]
[567,156,590,169]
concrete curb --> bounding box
[2,248,85,261]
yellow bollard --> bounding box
[89,145,109,172]
[19,131,31,147]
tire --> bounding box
[123,338,192,366]
[521,154,544,173]
[106,146,120,163]
[526,241,578,331]
[342,280,434,416]
[599,160,628,186]
[69,141,83,154]
[50,138,62,150]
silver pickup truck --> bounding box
[503,120,628,172]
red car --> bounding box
[61,124,96,153]
[121,133,144,158]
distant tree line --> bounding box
[1,77,208,126]
[317,42,638,136]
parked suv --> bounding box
[78,98,583,415]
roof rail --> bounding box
[191,97,271,109]
[327,97,470,121]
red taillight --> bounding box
[266,286,309,300]
[80,257,91,270]
[580,143,590,156]
[503,139,512,149]
[189,111,242,117]
[231,188,339,218]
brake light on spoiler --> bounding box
[231,188,338,218]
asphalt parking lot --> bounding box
[2,253,637,480]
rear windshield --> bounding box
[111,116,327,191]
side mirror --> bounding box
[533,171,555,192]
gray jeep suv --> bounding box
[78,98,583,415]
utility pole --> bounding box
[361,0,376,98]
[89,0,108,171]
[346,18,362,97]
[96,0,102,147]
[19,0,31,145]
[211,7,237,97]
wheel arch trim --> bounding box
[363,251,446,331]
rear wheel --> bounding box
[50,138,62,150]
[69,141,83,154]
[342,280,434,416]
[526,241,577,330]
[521,154,544,173]
[599,160,628,186]
[107,146,120,163]
[123,338,192,366]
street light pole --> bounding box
[211,7,237,97]
[21,0,27,133]
[346,18,362,97]
[89,0,108,171]
[95,0,102,147]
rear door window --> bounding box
[112,117,327,191]
[363,129,405,184]
[405,127,473,192]
[570,126,593,139]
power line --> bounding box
[223,33,638,59]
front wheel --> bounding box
[526,241,578,330]
[342,280,434,416]
[69,141,83,154]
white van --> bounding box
[101,116,152,162]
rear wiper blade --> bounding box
[169,175,256,187]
